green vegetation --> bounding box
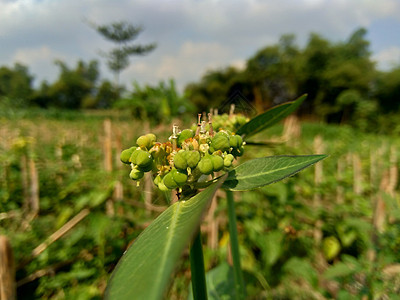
[1,104,400,298]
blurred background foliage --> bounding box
[1,27,400,299]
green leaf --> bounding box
[104,175,227,300]
[188,263,236,300]
[262,230,283,266]
[223,154,327,191]
[236,94,307,138]
[324,261,355,279]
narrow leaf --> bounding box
[188,263,236,300]
[105,175,227,300]
[236,94,307,138]
[223,154,327,191]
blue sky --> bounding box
[1,0,399,90]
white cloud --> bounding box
[13,46,65,65]
[0,0,400,89]
[373,46,400,70]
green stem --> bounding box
[226,189,246,299]
[190,228,208,300]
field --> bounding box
[1,110,400,299]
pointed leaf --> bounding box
[236,94,307,138]
[105,175,227,300]
[223,154,327,191]
[188,263,236,300]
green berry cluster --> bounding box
[120,114,245,192]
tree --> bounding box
[47,60,100,109]
[0,63,34,104]
[90,21,156,87]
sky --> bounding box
[1,0,400,91]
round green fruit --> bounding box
[186,150,201,168]
[135,150,153,168]
[174,151,188,170]
[120,147,135,164]
[172,169,188,186]
[211,155,224,171]
[146,133,156,145]
[136,135,150,148]
[153,175,162,186]
[163,172,178,189]
[211,133,230,152]
[157,179,170,192]
[129,168,144,180]
[198,156,214,175]
[229,135,243,148]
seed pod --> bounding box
[211,132,230,152]
[153,175,162,187]
[163,172,178,189]
[129,168,144,180]
[130,149,140,164]
[174,150,188,170]
[224,157,232,168]
[229,135,239,148]
[178,129,194,147]
[137,161,153,172]
[135,150,153,167]
[224,153,234,168]
[186,150,201,168]
[172,168,188,186]
[136,135,150,148]
[157,179,170,192]
[120,147,135,164]
[198,156,214,175]
[146,133,157,145]
[211,155,224,172]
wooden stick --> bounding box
[30,209,90,259]
[29,158,39,216]
[0,235,15,300]
[103,119,113,172]
[352,153,363,195]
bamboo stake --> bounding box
[313,135,324,204]
[103,119,113,172]
[30,209,90,259]
[29,158,39,217]
[352,153,363,195]
[0,235,15,300]
[20,155,29,212]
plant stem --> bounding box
[190,228,208,300]
[226,189,246,299]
